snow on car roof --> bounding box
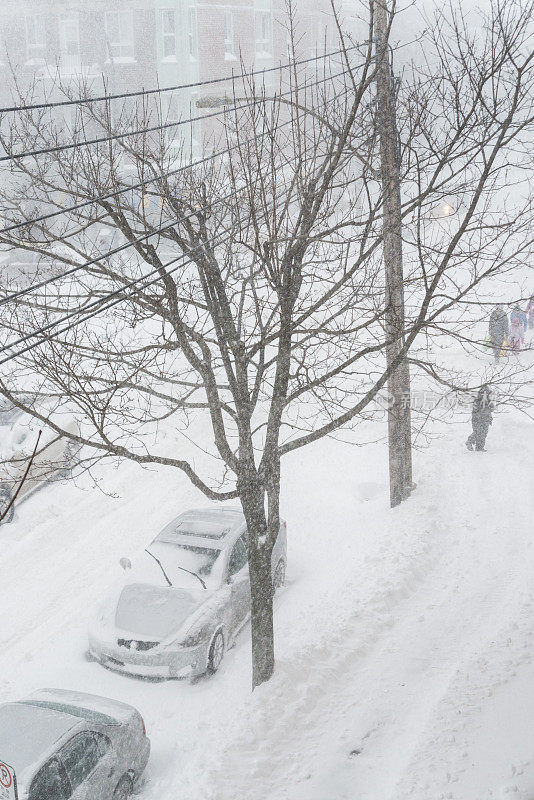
[156,508,244,543]
[28,688,135,726]
[21,700,120,727]
[0,702,80,778]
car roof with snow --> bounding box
[27,688,133,725]
[0,701,83,785]
[154,507,245,549]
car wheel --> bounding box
[273,559,286,591]
[207,630,225,674]
[0,487,14,524]
[113,775,133,800]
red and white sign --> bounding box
[0,762,17,800]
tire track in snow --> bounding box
[178,475,449,797]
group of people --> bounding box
[467,296,534,452]
[488,296,534,361]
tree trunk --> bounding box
[239,482,276,688]
[248,543,275,687]
[374,0,414,507]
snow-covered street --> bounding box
[1,1,533,795]
[1,376,533,800]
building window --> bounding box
[58,12,80,74]
[105,11,135,62]
[255,11,272,56]
[188,8,198,60]
[161,9,176,60]
[25,14,46,63]
[224,10,235,59]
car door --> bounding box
[29,758,69,800]
[226,534,251,633]
[57,730,115,800]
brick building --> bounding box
[0,0,337,155]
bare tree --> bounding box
[0,430,42,524]
[0,0,533,686]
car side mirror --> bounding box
[119,557,132,571]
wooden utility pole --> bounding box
[374,0,413,507]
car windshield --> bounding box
[144,541,221,585]
[172,544,221,576]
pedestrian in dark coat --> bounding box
[488,305,508,362]
[466,385,493,451]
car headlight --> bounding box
[180,627,211,648]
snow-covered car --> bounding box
[88,507,287,680]
[0,412,80,523]
[0,688,150,800]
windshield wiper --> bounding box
[144,549,173,587]
[144,548,207,590]
[178,564,207,590]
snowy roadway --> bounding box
[0,391,533,799]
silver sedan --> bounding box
[88,507,287,679]
[0,688,150,800]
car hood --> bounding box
[115,583,200,640]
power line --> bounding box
[0,61,354,362]
[2,177,257,351]
[0,96,270,164]
[0,229,230,363]
[0,67,346,241]
[0,186,238,309]
[0,112,279,237]
[0,65,351,165]
[0,72,348,308]
[0,183,291,365]
[0,46,357,114]
[0,228,233,365]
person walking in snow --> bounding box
[510,304,527,334]
[466,385,493,452]
[488,305,508,362]
[508,315,525,352]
